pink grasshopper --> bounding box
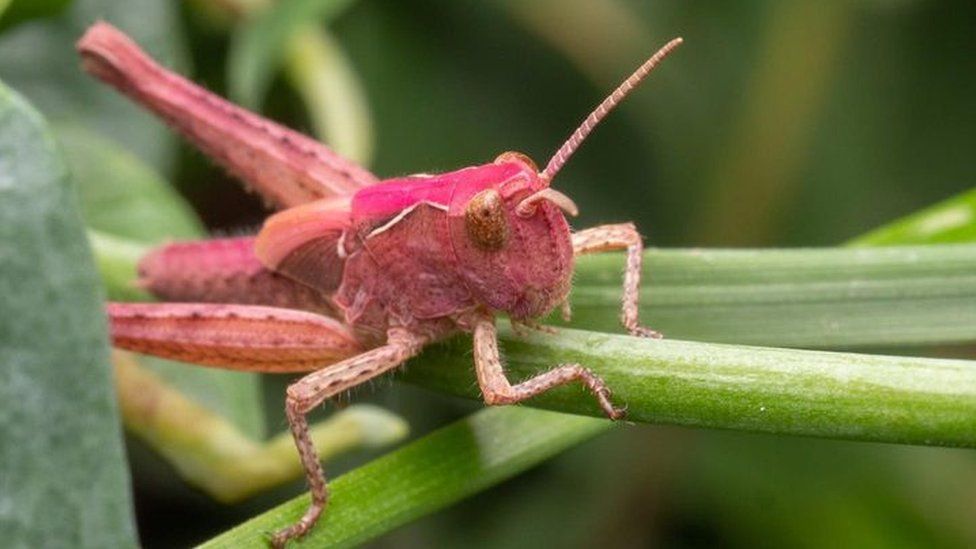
[78,22,682,547]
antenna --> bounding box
[541,37,683,182]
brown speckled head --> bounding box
[449,153,574,320]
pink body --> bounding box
[341,158,573,335]
[82,22,680,546]
[145,156,575,347]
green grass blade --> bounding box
[848,188,976,246]
[88,229,152,301]
[567,244,976,348]
[197,182,976,546]
[228,0,358,110]
[93,237,976,350]
[199,407,608,548]
[406,326,976,447]
[202,328,976,547]
[283,26,374,163]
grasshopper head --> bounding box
[448,152,575,320]
[449,37,683,321]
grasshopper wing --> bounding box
[77,23,377,208]
[255,196,352,294]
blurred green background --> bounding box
[1,0,974,547]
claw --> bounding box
[512,319,558,336]
[560,300,572,323]
[630,326,663,339]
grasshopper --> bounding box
[78,22,681,547]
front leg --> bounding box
[571,223,661,338]
[272,329,425,547]
[473,318,624,420]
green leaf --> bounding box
[62,126,265,439]
[0,0,71,31]
[206,313,976,548]
[0,80,136,547]
[87,229,152,301]
[200,407,608,549]
[283,26,374,163]
[849,188,976,246]
[0,0,187,172]
[227,0,357,110]
[566,244,976,348]
[206,314,976,546]
[58,123,203,243]
[203,319,976,547]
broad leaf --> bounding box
[58,124,202,243]
[0,80,136,548]
[0,0,186,172]
[0,0,71,31]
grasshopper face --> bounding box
[448,153,577,320]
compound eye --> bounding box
[465,189,509,250]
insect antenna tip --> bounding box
[541,37,684,183]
